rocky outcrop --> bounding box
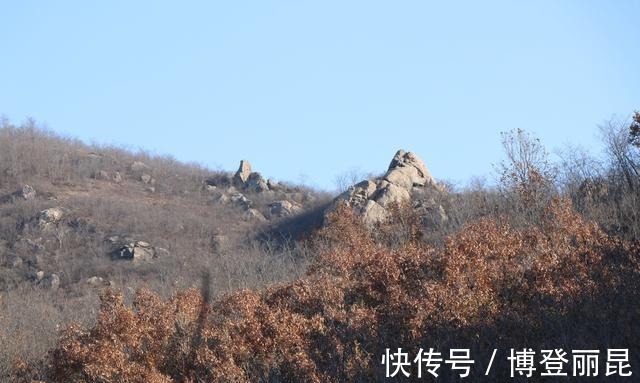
[233,160,252,186]
[224,160,278,194]
[245,172,269,193]
[384,150,433,188]
[329,150,445,226]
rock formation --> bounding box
[329,149,445,226]
[233,160,252,186]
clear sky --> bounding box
[1,1,638,190]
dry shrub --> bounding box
[22,199,639,382]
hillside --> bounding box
[0,121,333,378]
[1,115,640,382]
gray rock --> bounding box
[375,183,411,208]
[269,200,302,218]
[267,179,280,190]
[115,241,156,262]
[230,192,252,210]
[87,276,106,287]
[242,208,267,222]
[211,191,229,204]
[38,207,65,226]
[233,160,252,186]
[46,273,60,290]
[21,185,36,200]
[245,172,269,193]
[362,200,388,225]
[385,150,433,187]
[326,150,443,226]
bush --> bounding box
[25,201,639,382]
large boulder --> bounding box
[37,207,66,229]
[230,192,252,210]
[233,160,252,186]
[375,183,411,207]
[114,241,157,262]
[362,200,388,224]
[269,200,302,218]
[384,150,434,189]
[242,208,267,222]
[245,172,269,193]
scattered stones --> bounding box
[228,160,281,194]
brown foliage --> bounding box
[27,200,639,382]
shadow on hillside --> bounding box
[257,201,332,246]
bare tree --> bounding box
[600,117,639,191]
[497,129,555,216]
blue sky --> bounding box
[1,1,638,190]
